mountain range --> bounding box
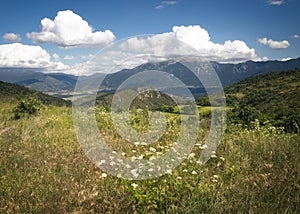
[0,57,300,98]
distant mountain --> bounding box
[0,80,71,106]
[1,57,300,98]
[0,68,78,93]
[99,57,300,97]
[212,57,300,86]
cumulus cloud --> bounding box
[268,0,285,5]
[120,25,258,63]
[27,10,116,48]
[3,33,21,42]
[0,43,69,71]
[258,37,290,49]
[155,1,178,10]
[68,25,260,75]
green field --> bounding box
[0,101,299,213]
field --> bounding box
[0,101,299,213]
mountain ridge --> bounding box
[0,57,300,97]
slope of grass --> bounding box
[0,80,70,107]
[0,102,299,213]
[198,69,300,132]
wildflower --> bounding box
[192,170,197,175]
[183,169,188,173]
[196,160,202,165]
[177,176,182,180]
[98,160,106,166]
[149,156,156,161]
[212,179,218,183]
[200,144,208,150]
[213,174,219,179]
[210,154,217,158]
[149,147,156,152]
[219,156,225,161]
[131,183,138,189]
[131,169,139,178]
[166,169,172,174]
[101,173,107,178]
[188,153,195,159]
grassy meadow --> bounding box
[0,100,299,213]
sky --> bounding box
[0,0,299,75]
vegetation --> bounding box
[199,69,300,133]
[96,89,177,112]
[0,80,71,107]
[0,69,299,213]
[13,96,42,119]
[0,100,299,213]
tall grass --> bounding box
[0,103,299,213]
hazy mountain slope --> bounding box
[0,68,78,93]
[1,57,300,96]
[213,57,300,86]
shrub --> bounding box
[13,97,42,119]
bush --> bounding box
[13,97,42,119]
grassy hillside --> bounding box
[199,69,300,132]
[96,89,177,112]
[0,80,71,107]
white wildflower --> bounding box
[166,169,172,174]
[149,147,156,152]
[98,160,106,166]
[188,153,195,159]
[131,183,138,189]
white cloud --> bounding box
[3,33,21,42]
[155,1,178,10]
[64,55,75,60]
[67,25,260,76]
[27,10,116,48]
[281,57,292,61]
[268,0,285,5]
[43,25,261,76]
[120,25,258,63]
[292,34,300,39]
[80,54,95,60]
[0,43,69,71]
[258,37,290,49]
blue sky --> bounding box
[0,0,299,75]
